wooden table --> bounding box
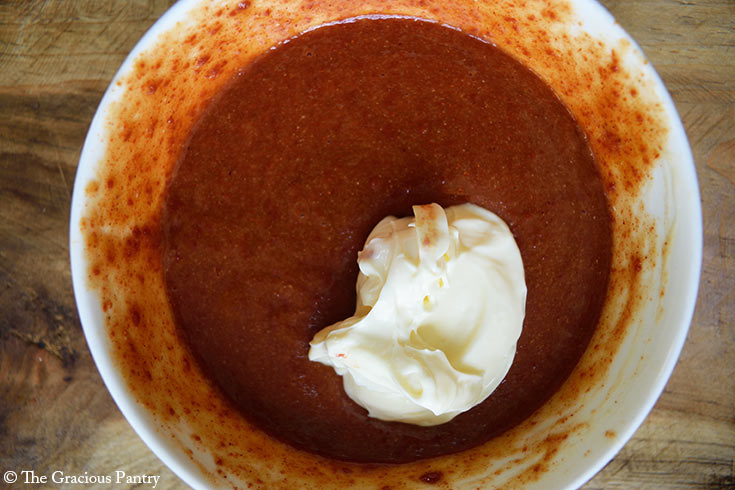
[1,0,732,488]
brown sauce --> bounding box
[162,17,612,464]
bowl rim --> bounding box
[69,0,703,488]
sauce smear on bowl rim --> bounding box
[75,0,674,487]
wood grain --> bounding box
[1,0,732,488]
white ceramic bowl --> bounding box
[70,0,701,488]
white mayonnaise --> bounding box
[309,203,526,426]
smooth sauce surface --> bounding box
[163,18,612,463]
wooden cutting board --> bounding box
[1,0,733,488]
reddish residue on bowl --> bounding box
[78,0,669,488]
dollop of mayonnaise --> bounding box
[308,203,526,426]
